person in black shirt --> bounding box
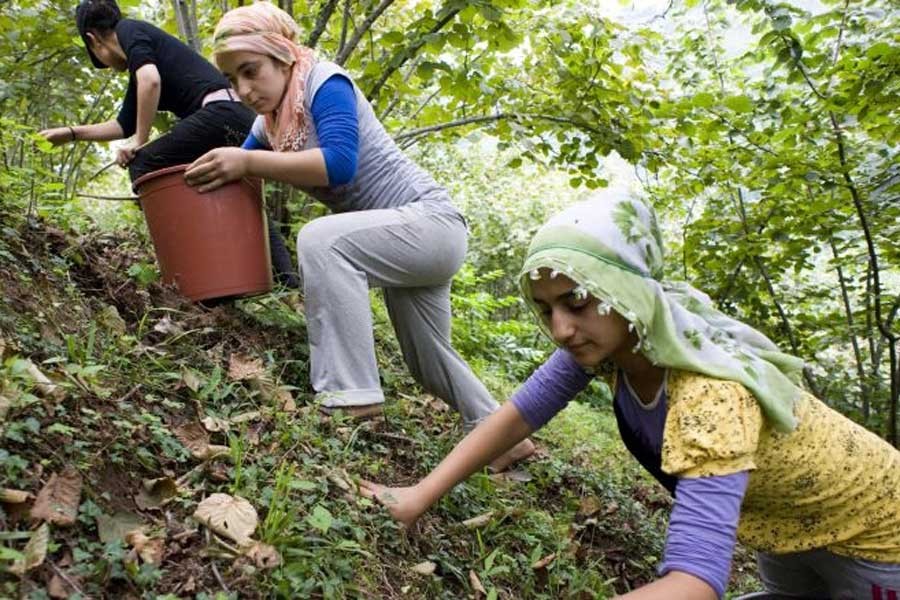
[40,0,298,288]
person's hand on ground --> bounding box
[184,147,249,192]
[38,127,75,146]
[358,480,429,528]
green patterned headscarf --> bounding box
[519,195,804,432]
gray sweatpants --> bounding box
[757,548,900,599]
[296,200,499,430]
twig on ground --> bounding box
[115,384,141,403]
[205,529,231,593]
[49,562,88,599]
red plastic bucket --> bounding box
[133,164,273,302]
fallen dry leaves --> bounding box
[531,552,557,570]
[192,493,282,569]
[469,569,487,595]
[0,488,33,504]
[8,522,49,575]
[23,359,66,402]
[193,493,258,547]
[410,560,436,576]
[174,421,229,461]
[134,477,178,511]
[30,469,82,526]
[125,530,165,565]
[228,353,296,411]
[227,354,265,381]
[462,511,494,529]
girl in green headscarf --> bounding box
[361,195,900,598]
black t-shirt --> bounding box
[115,19,229,137]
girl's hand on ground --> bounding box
[358,480,428,528]
[184,147,249,192]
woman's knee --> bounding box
[296,218,337,265]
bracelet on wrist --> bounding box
[68,126,77,141]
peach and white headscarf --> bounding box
[212,1,316,152]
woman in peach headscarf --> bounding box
[185,2,533,469]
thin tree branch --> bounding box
[390,88,439,131]
[367,6,461,100]
[335,0,396,65]
[393,112,606,144]
[306,0,341,49]
[829,235,869,420]
[337,0,352,55]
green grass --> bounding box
[0,211,759,598]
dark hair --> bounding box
[76,0,121,36]
[75,0,122,68]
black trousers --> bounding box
[130,101,299,288]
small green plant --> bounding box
[127,261,160,286]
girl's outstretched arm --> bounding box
[359,400,533,527]
[615,571,717,600]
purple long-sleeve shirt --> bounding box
[510,349,748,598]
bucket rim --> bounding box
[132,163,191,194]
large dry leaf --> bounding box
[462,511,494,529]
[244,541,281,569]
[202,410,261,434]
[125,530,165,565]
[23,360,65,402]
[193,493,258,546]
[135,477,178,511]
[201,415,230,433]
[96,512,145,544]
[469,569,486,595]
[228,354,265,381]
[411,561,436,576]
[181,368,202,393]
[275,386,296,412]
[8,522,49,575]
[31,469,82,526]
[0,489,33,504]
[531,553,557,570]
[174,422,229,460]
[230,411,260,424]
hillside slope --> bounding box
[0,212,746,598]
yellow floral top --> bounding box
[661,370,900,562]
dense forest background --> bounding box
[1,0,897,597]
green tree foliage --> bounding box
[635,0,898,442]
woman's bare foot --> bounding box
[488,438,536,473]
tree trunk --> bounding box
[171,0,200,51]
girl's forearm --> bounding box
[72,120,125,142]
[245,148,329,187]
[416,402,533,507]
[616,572,717,600]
